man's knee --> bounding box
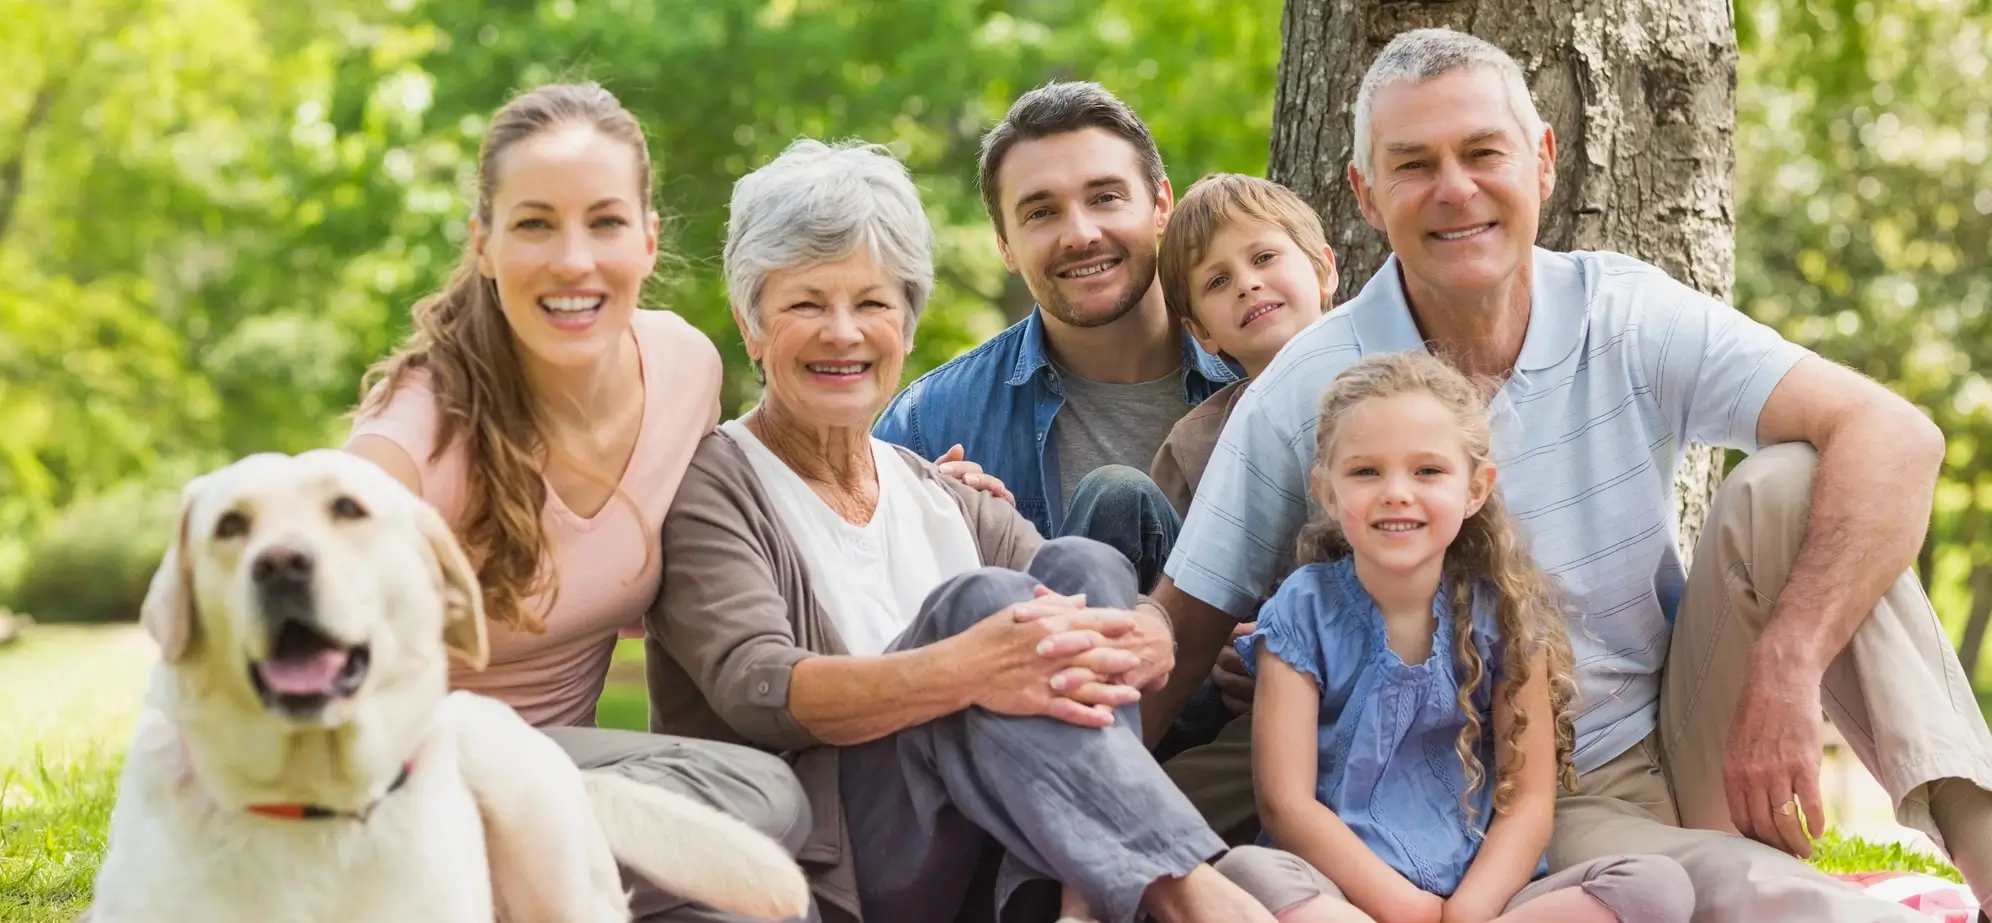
[1063,465,1179,593]
[1578,853,1695,923]
[1066,466,1175,537]
[1720,442,1819,513]
[1072,464,1168,504]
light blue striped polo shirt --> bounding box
[1166,247,1813,773]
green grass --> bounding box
[1,747,120,922]
[1810,829,1964,882]
[597,638,649,732]
[0,629,1970,920]
[0,624,153,923]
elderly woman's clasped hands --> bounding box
[949,587,1157,728]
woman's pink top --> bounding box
[348,309,722,727]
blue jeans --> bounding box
[1056,465,1233,762]
[1057,465,1179,594]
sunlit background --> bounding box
[1,0,1989,914]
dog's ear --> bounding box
[414,502,489,671]
[141,475,207,663]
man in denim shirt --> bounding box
[874,81,1238,594]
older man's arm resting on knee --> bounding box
[1725,354,1947,853]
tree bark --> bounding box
[1270,0,1738,561]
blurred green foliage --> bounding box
[2,0,1989,675]
[1733,0,1992,673]
[12,478,182,624]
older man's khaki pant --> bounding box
[1167,443,1992,921]
[1547,443,1992,923]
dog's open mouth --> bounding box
[248,620,371,714]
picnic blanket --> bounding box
[1836,871,1981,921]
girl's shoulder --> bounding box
[1265,558,1369,623]
[1257,559,1374,642]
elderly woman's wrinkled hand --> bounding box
[948,598,1145,728]
[934,443,1016,505]
[1016,590,1174,695]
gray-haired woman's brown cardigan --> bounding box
[642,430,1044,920]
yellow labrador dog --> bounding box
[88,450,811,923]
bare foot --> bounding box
[1143,864,1280,923]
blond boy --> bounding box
[1151,173,1340,519]
[1148,175,1339,839]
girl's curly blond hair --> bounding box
[1295,350,1581,827]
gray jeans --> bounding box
[544,725,818,922]
[839,536,1325,923]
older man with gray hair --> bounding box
[1146,27,1992,922]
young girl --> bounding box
[1242,351,1694,923]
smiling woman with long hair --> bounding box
[344,82,811,922]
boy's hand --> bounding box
[1211,621,1257,713]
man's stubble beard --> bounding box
[1033,244,1159,331]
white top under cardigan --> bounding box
[719,419,985,656]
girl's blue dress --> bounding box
[1237,556,1549,896]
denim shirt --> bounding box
[1237,558,1549,896]
[873,309,1240,536]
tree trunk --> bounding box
[1269,0,1738,561]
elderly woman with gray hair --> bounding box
[642,138,1340,923]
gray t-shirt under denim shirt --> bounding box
[1050,363,1188,512]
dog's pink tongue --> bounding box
[255,650,349,695]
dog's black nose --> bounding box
[252,545,314,588]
